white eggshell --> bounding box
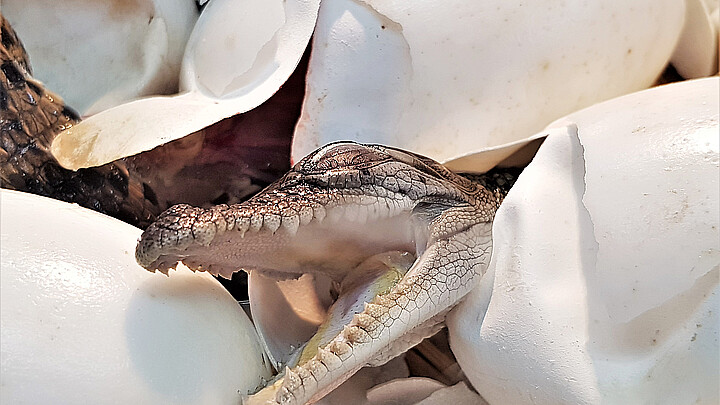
[0,190,272,404]
[670,0,718,78]
[442,133,546,174]
[413,382,487,405]
[448,78,719,404]
[248,271,333,369]
[3,0,198,115]
[51,0,320,171]
[292,0,685,163]
[364,378,446,405]
[315,357,410,405]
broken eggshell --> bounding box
[447,77,719,404]
[670,0,719,79]
[0,190,272,404]
[2,0,198,115]
[249,271,334,370]
[50,0,320,171]
[365,379,487,405]
[291,0,687,164]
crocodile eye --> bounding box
[299,142,391,174]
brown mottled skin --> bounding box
[0,15,160,226]
[137,142,518,404]
[0,15,303,231]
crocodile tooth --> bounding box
[352,313,377,331]
[298,206,313,225]
[307,359,328,381]
[209,206,228,233]
[281,215,300,235]
[312,205,326,222]
[295,365,314,383]
[327,340,352,360]
[249,213,263,232]
[316,346,341,370]
[191,220,216,246]
[284,367,301,391]
[348,325,372,343]
[219,208,237,232]
[341,325,357,342]
[235,216,250,237]
[373,294,393,307]
[263,213,281,233]
[364,302,390,323]
[327,207,343,223]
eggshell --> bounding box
[3,0,198,115]
[364,378,447,405]
[248,271,333,369]
[0,190,272,404]
[51,0,320,171]
[670,0,718,78]
[448,78,719,404]
[413,382,487,405]
[292,0,686,164]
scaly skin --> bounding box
[0,16,160,227]
[136,142,518,404]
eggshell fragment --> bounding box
[315,357,411,405]
[448,78,719,404]
[292,0,685,164]
[3,0,198,115]
[0,190,272,404]
[51,0,320,171]
[670,0,719,78]
[413,382,487,405]
[248,271,333,369]
[365,378,446,405]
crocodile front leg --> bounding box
[136,142,517,404]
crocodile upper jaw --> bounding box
[141,207,417,279]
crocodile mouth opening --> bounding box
[138,204,418,281]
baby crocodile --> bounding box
[136,142,517,404]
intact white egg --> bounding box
[0,190,272,405]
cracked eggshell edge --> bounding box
[50,0,320,171]
[3,0,198,115]
[292,0,686,164]
[448,77,719,405]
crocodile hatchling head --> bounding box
[135,141,504,280]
